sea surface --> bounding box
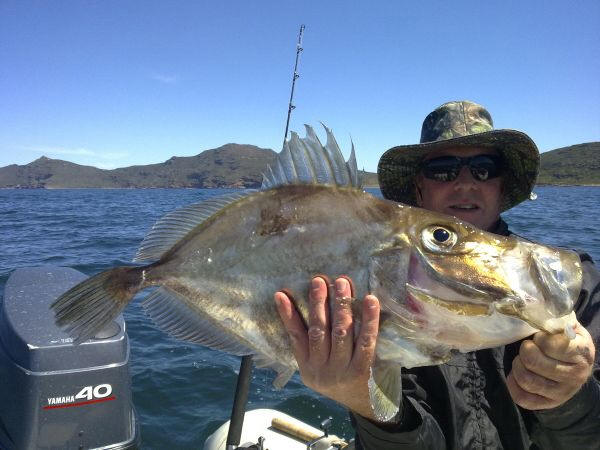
[0,186,599,449]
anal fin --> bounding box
[142,287,298,389]
[253,354,296,389]
[142,287,251,356]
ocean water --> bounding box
[0,186,599,449]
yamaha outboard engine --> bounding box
[0,266,140,449]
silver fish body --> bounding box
[52,125,582,421]
[141,185,395,373]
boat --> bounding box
[204,408,352,449]
[0,266,140,449]
[0,265,353,449]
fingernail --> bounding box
[365,295,378,309]
[311,278,321,289]
[335,278,346,294]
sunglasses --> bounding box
[420,154,503,182]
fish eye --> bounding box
[422,226,458,252]
[433,228,450,243]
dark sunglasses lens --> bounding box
[469,155,502,181]
[422,155,502,182]
[422,157,461,181]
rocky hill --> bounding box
[1,141,597,188]
[0,144,278,189]
[537,142,600,185]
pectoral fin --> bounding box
[368,359,403,422]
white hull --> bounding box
[204,408,352,450]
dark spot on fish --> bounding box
[363,199,398,221]
[259,208,291,236]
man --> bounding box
[274,101,600,449]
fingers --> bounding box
[506,370,555,410]
[275,276,379,373]
[508,324,596,410]
[307,277,331,367]
[274,291,309,365]
[274,276,381,418]
[328,278,355,368]
[510,354,558,396]
[517,339,573,382]
[527,328,594,385]
[532,324,595,366]
[351,294,380,375]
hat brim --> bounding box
[377,129,540,212]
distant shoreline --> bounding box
[2,142,598,189]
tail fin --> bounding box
[51,266,145,343]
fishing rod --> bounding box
[283,24,305,146]
[226,26,306,450]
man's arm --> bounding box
[508,256,600,449]
[274,276,447,449]
[274,276,380,420]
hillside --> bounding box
[1,141,597,188]
[0,144,278,189]
[537,142,600,185]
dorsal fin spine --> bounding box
[323,124,350,186]
[348,142,359,187]
[309,125,336,183]
[262,123,360,189]
[303,128,332,184]
[289,132,316,182]
[280,141,297,183]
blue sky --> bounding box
[1,1,598,172]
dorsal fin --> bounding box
[261,124,362,189]
[135,124,361,263]
[133,191,253,262]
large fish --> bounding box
[52,125,582,421]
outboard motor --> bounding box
[0,267,140,449]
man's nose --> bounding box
[453,166,478,185]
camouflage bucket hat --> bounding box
[377,100,540,211]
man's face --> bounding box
[415,147,503,231]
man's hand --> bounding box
[507,321,596,410]
[274,276,380,420]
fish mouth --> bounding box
[529,250,578,317]
[405,284,491,316]
[407,250,503,315]
[492,245,582,331]
[404,237,582,334]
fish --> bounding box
[51,124,583,421]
